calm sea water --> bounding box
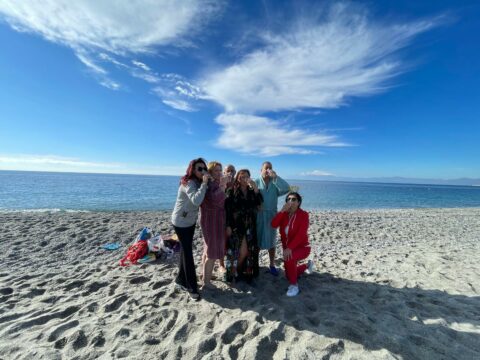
[1,170,480,211]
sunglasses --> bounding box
[287,197,298,202]
[196,166,207,172]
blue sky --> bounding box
[0,0,479,180]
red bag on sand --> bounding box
[119,240,148,266]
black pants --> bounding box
[174,225,198,293]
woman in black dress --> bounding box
[224,169,263,283]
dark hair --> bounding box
[233,169,251,191]
[285,191,302,207]
[180,158,207,186]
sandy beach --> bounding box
[0,208,479,359]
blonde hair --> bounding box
[207,161,222,174]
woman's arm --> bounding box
[272,176,290,196]
[286,211,309,250]
[184,180,208,207]
[271,211,287,229]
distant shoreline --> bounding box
[1,169,479,187]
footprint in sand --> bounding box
[104,294,128,312]
[129,276,150,285]
[220,319,249,344]
[0,287,13,295]
[69,329,88,351]
[108,283,118,296]
[26,288,46,298]
[52,243,67,251]
[63,280,85,291]
[196,338,217,356]
[47,320,80,342]
[82,281,109,296]
[90,331,106,347]
[115,328,131,339]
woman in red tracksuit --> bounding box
[271,192,313,297]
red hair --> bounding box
[180,158,207,186]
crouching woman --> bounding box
[271,192,313,297]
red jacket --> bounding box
[271,208,309,250]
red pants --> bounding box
[284,246,311,285]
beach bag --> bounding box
[148,235,165,252]
[135,227,153,242]
[162,234,181,253]
[119,240,148,266]
[148,235,175,259]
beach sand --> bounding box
[0,208,479,359]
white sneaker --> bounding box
[286,285,299,297]
[305,260,314,275]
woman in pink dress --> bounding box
[200,161,228,288]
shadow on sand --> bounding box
[201,271,480,359]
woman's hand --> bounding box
[219,175,228,190]
[280,202,292,213]
[283,248,292,261]
[248,178,258,193]
[202,174,210,184]
[226,226,232,238]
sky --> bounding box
[0,0,479,181]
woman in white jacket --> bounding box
[171,158,210,301]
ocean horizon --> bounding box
[1,170,480,212]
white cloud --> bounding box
[76,49,107,75]
[215,113,347,156]
[99,53,129,68]
[76,49,123,90]
[0,0,220,89]
[153,74,206,111]
[162,99,196,112]
[202,3,438,113]
[301,170,334,176]
[0,1,220,54]
[132,60,151,72]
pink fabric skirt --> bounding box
[200,208,226,259]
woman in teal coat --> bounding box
[255,161,290,275]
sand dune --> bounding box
[0,208,479,359]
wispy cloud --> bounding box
[76,48,123,90]
[132,60,151,72]
[0,1,220,54]
[152,74,206,111]
[215,113,347,156]
[202,3,439,113]
[301,170,334,176]
[162,99,196,112]
[0,1,221,88]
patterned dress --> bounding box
[224,186,263,283]
[200,181,226,259]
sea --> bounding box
[1,170,480,212]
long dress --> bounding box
[255,176,290,250]
[200,181,226,259]
[224,186,263,283]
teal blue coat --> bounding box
[255,176,290,249]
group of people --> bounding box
[171,158,314,301]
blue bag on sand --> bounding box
[103,243,121,250]
[136,227,153,242]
